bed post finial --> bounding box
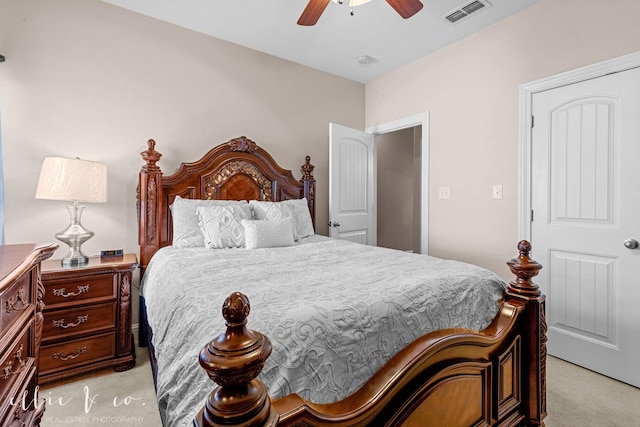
[141,139,162,171]
[301,156,314,180]
[506,240,542,297]
[194,292,278,427]
[506,240,547,425]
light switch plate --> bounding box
[439,186,451,200]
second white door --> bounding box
[531,67,640,387]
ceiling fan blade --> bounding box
[386,0,424,19]
[297,0,331,26]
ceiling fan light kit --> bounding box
[333,0,373,5]
[298,0,423,26]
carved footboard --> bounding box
[194,241,547,427]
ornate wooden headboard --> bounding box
[137,136,316,271]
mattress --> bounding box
[140,236,507,427]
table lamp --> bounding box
[35,157,107,266]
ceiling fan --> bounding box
[298,0,424,26]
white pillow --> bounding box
[241,219,295,249]
[197,204,252,249]
[249,199,314,240]
[283,198,314,240]
[170,196,247,247]
[249,200,294,221]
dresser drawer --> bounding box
[0,323,34,410]
[40,332,116,374]
[1,272,33,331]
[43,303,116,342]
[0,365,40,427]
[43,273,116,308]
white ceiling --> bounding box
[101,0,541,83]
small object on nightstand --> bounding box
[101,249,124,259]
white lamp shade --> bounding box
[35,157,107,203]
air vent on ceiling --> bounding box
[444,0,491,24]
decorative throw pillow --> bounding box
[170,196,247,248]
[249,199,314,240]
[249,200,295,223]
[241,219,295,249]
[197,204,252,249]
[283,198,315,240]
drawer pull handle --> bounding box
[5,287,28,313]
[52,285,90,298]
[53,347,88,361]
[13,404,27,425]
[2,344,27,380]
[52,315,89,329]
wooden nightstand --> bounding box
[39,254,137,384]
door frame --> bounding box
[518,51,640,242]
[366,112,430,254]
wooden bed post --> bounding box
[300,156,316,228]
[506,240,547,426]
[195,292,278,427]
[138,139,163,274]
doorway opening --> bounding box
[375,126,421,253]
[366,112,429,254]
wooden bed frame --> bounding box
[137,136,547,427]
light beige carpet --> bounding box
[39,339,162,426]
[40,351,640,426]
[545,356,640,427]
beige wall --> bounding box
[0,0,364,255]
[365,0,640,278]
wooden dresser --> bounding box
[0,243,56,426]
[38,254,137,384]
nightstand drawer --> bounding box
[0,323,34,408]
[43,303,116,342]
[40,332,116,374]
[1,272,33,331]
[43,273,116,308]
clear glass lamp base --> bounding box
[55,204,94,267]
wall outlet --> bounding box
[438,186,451,200]
[492,184,503,199]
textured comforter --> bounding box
[141,236,507,427]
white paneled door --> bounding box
[329,123,375,244]
[531,67,640,387]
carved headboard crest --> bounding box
[205,161,273,201]
[228,136,257,153]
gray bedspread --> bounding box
[141,236,507,427]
